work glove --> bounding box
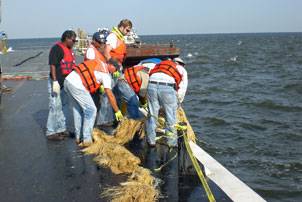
[113,71,121,78]
[115,110,124,121]
[175,123,187,131]
[52,81,60,95]
[140,102,148,110]
[177,93,184,104]
[99,85,105,94]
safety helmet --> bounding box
[173,57,185,66]
[92,30,109,44]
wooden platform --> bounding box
[124,44,180,67]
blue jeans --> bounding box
[64,80,96,143]
[114,79,140,119]
[46,78,68,136]
[96,92,115,126]
[146,83,178,146]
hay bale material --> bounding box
[102,166,159,202]
[177,107,196,142]
[93,141,141,174]
[92,119,145,145]
[82,118,158,201]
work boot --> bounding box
[47,133,65,141]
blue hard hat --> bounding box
[92,30,109,44]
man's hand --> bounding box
[109,58,120,70]
[52,81,60,95]
[177,93,184,103]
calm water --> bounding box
[2,33,302,202]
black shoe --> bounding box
[59,131,71,138]
[59,131,76,138]
[47,134,65,141]
[69,132,75,138]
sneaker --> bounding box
[47,133,65,141]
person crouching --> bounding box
[64,58,122,147]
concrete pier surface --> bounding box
[0,80,232,202]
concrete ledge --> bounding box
[190,141,266,202]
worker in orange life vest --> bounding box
[123,58,161,108]
[46,30,77,141]
[84,30,115,108]
[95,58,159,127]
[104,19,142,119]
[64,34,123,147]
[146,58,188,147]
[104,19,131,72]
[85,30,115,74]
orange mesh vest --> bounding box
[110,33,126,64]
[73,60,107,94]
[149,60,182,90]
[85,45,116,73]
[124,65,146,94]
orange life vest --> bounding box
[149,60,182,90]
[85,45,116,73]
[110,33,126,64]
[56,42,76,75]
[73,60,107,94]
[124,65,148,94]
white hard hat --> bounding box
[173,57,185,65]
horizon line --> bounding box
[8,31,302,40]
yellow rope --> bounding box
[183,131,216,202]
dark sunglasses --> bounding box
[69,38,77,43]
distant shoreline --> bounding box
[8,31,302,40]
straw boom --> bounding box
[82,107,197,201]
[82,118,159,201]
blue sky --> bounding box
[1,0,302,39]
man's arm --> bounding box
[50,65,57,81]
[85,47,96,60]
[104,88,119,112]
[104,44,113,62]
[177,67,188,103]
[97,72,119,112]
[49,45,63,81]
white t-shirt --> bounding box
[106,33,118,49]
[95,71,112,89]
[176,65,188,103]
[65,71,85,90]
[85,47,96,60]
[66,70,112,91]
[149,64,188,102]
